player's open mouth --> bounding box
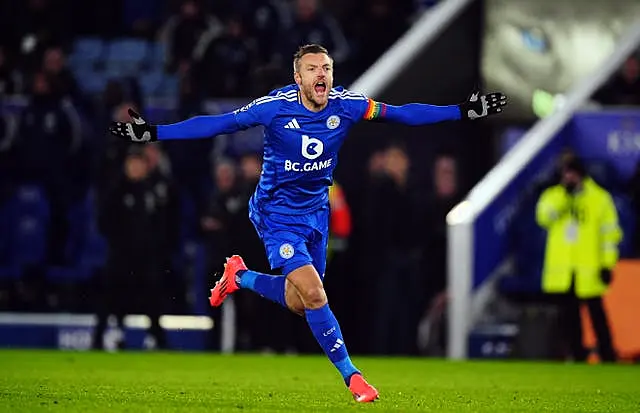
[314,82,327,94]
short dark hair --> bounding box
[562,156,587,177]
[293,44,331,72]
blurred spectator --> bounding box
[9,0,72,72]
[0,109,17,201]
[200,160,238,263]
[594,54,640,106]
[211,0,293,65]
[235,154,270,280]
[239,153,262,187]
[200,160,241,350]
[159,0,222,74]
[104,80,128,109]
[162,75,214,210]
[0,45,24,96]
[143,143,183,313]
[328,181,352,257]
[200,158,268,352]
[14,72,84,264]
[418,153,463,356]
[96,102,141,199]
[144,142,173,179]
[247,0,293,65]
[41,46,79,101]
[238,152,297,353]
[98,81,128,131]
[535,156,621,362]
[194,14,258,98]
[365,143,425,355]
[94,146,179,350]
[282,0,350,67]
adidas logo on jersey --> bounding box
[284,118,301,129]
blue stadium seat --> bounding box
[147,42,166,66]
[46,191,106,283]
[139,71,164,96]
[108,61,142,77]
[63,194,93,263]
[8,186,50,269]
[75,70,108,94]
[14,186,49,217]
[9,215,48,268]
[93,39,150,83]
[73,38,105,60]
[68,38,105,71]
[81,230,107,270]
[106,39,149,64]
[159,74,179,97]
[104,64,128,81]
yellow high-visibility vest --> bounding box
[535,177,622,298]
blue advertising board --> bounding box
[472,125,570,289]
[0,314,213,351]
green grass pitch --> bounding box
[1,350,639,412]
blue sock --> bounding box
[305,303,359,385]
[238,270,287,308]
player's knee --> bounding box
[290,304,305,316]
[300,286,327,309]
[284,281,305,316]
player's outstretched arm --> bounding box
[372,90,507,125]
[109,108,241,143]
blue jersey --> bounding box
[233,84,377,215]
[157,83,461,215]
[152,81,467,274]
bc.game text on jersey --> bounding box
[284,158,333,172]
[233,85,372,215]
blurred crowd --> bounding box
[594,53,640,107]
[0,0,639,357]
[0,0,425,101]
[0,0,456,354]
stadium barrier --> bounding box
[0,313,213,351]
[446,20,640,360]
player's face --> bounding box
[295,53,333,110]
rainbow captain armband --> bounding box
[363,99,387,120]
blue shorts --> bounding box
[249,202,329,280]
